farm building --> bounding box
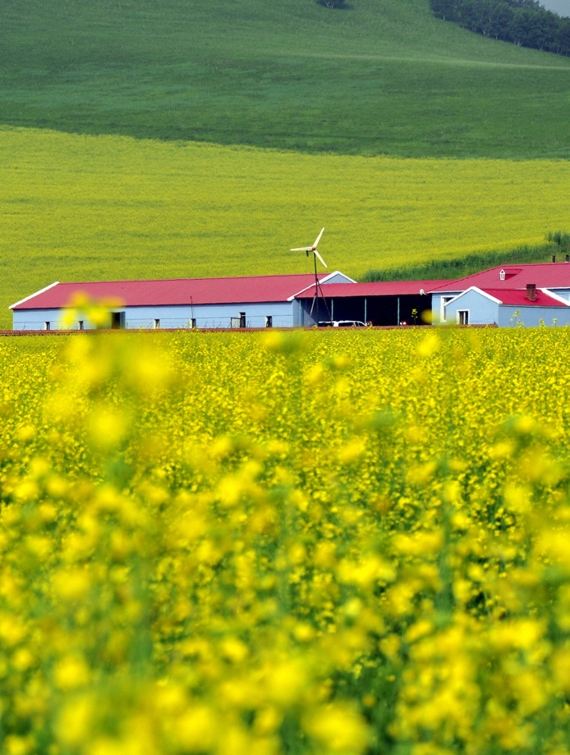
[10,275,451,330]
[12,262,570,331]
[9,272,354,331]
[442,285,570,327]
[431,263,570,326]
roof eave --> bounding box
[288,271,355,301]
[444,286,503,306]
[539,288,570,306]
[10,281,60,310]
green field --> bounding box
[1,0,570,158]
[2,127,570,329]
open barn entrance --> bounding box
[111,311,125,329]
[327,295,431,326]
[296,281,442,327]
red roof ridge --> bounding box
[53,273,326,286]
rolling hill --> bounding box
[1,0,570,158]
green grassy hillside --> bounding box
[1,0,569,158]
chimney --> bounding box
[526,283,537,302]
[552,254,557,263]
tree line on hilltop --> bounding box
[429,0,570,56]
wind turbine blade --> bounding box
[314,250,328,268]
[312,227,325,249]
[290,246,312,251]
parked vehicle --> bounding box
[317,320,367,328]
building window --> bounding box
[78,320,84,331]
[441,297,455,322]
[154,319,160,329]
[191,318,197,329]
[457,310,469,326]
[239,312,246,329]
[265,315,273,328]
[44,322,50,331]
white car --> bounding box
[317,320,367,328]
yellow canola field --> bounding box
[3,328,570,755]
[2,126,570,327]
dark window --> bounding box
[111,311,125,329]
[458,310,469,326]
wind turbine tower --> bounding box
[290,227,331,322]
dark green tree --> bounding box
[429,0,570,56]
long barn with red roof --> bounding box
[9,272,354,331]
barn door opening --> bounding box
[111,311,125,329]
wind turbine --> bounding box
[291,227,328,269]
[290,227,331,322]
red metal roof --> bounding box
[431,263,570,293]
[295,280,450,299]
[11,274,327,310]
[477,288,569,307]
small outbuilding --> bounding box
[431,263,570,326]
[442,285,570,327]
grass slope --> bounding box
[1,0,570,158]
[363,243,565,282]
[2,127,570,329]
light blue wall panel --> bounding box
[12,309,72,331]
[431,292,462,324]
[444,290,499,325]
[498,306,570,327]
[12,301,297,330]
[323,273,353,284]
[126,302,295,329]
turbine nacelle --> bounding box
[290,227,327,268]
